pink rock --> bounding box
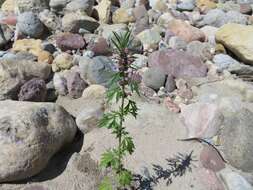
[168,19,205,42]
[86,37,111,56]
[56,33,86,51]
[164,97,181,113]
[181,103,224,138]
[148,49,208,78]
[200,146,225,172]
[198,168,225,190]
[0,15,17,26]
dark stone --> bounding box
[56,33,86,51]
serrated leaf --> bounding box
[121,136,135,155]
[117,170,133,187]
[100,150,117,168]
[99,177,113,190]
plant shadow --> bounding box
[133,151,196,190]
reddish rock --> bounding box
[56,33,86,51]
[18,78,47,102]
[148,49,208,78]
[200,146,225,172]
[66,72,88,99]
[86,37,111,56]
[164,97,181,113]
[167,19,205,42]
[240,4,252,15]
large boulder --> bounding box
[148,49,208,78]
[220,108,253,172]
[0,59,51,100]
[216,23,253,65]
[0,100,77,182]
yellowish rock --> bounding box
[95,0,111,23]
[154,0,168,12]
[112,8,135,24]
[12,39,42,56]
[37,50,54,64]
[196,0,216,11]
[52,53,73,72]
[215,43,226,54]
[82,84,106,100]
[1,0,16,12]
[216,23,253,65]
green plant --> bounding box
[98,30,140,190]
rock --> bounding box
[86,36,110,56]
[42,42,56,54]
[217,1,240,12]
[177,1,195,11]
[66,72,88,99]
[82,84,106,99]
[0,100,76,182]
[39,9,61,31]
[167,19,205,42]
[12,39,42,56]
[17,12,45,38]
[240,3,252,14]
[76,103,104,134]
[181,102,224,138]
[62,12,99,33]
[200,146,225,172]
[53,72,68,96]
[216,23,253,65]
[200,25,218,42]
[49,0,68,11]
[94,0,111,23]
[16,0,49,12]
[168,36,187,50]
[176,79,193,101]
[132,5,149,35]
[86,56,115,86]
[143,68,166,90]
[196,0,217,12]
[18,78,47,102]
[112,8,135,24]
[220,169,253,190]
[226,10,248,25]
[37,50,53,64]
[228,62,253,79]
[56,33,85,51]
[65,0,94,15]
[186,41,213,61]
[1,0,16,12]
[0,59,51,100]
[148,49,208,78]
[220,109,253,172]
[165,74,176,92]
[132,54,148,68]
[137,28,161,50]
[212,54,239,72]
[164,97,181,113]
[52,53,74,72]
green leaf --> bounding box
[124,99,138,118]
[99,177,113,190]
[100,150,118,169]
[99,112,120,129]
[121,136,135,155]
[129,80,140,96]
[117,170,133,187]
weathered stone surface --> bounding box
[65,0,94,15]
[56,33,85,51]
[181,102,224,138]
[39,9,61,31]
[220,109,253,172]
[167,19,205,42]
[86,37,110,56]
[52,53,74,72]
[0,100,77,182]
[16,0,49,12]
[17,12,45,38]
[112,8,135,24]
[18,78,47,102]
[66,72,88,99]
[216,23,253,65]
[0,59,51,100]
[186,41,213,62]
[143,67,166,90]
[148,49,208,78]
[137,28,161,50]
[94,0,111,23]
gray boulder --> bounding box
[17,12,45,38]
[65,0,94,15]
[143,68,166,90]
[220,109,253,172]
[0,100,77,182]
[17,0,50,12]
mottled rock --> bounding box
[66,72,88,99]
[53,72,68,96]
[169,36,187,50]
[216,23,253,65]
[17,12,45,38]
[52,53,74,72]
[165,74,176,92]
[82,84,106,99]
[56,33,85,51]
[181,102,224,138]
[167,19,205,42]
[0,100,76,182]
[65,0,94,15]
[18,78,47,102]
[16,0,49,12]
[220,109,253,172]
[86,37,110,56]
[148,49,208,78]
[49,0,68,11]
[137,28,161,50]
[94,0,111,23]
[186,41,213,61]
[39,9,61,31]
[112,8,135,24]
[212,54,239,72]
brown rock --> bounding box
[56,33,86,51]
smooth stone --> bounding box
[56,33,86,51]
[143,67,166,90]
